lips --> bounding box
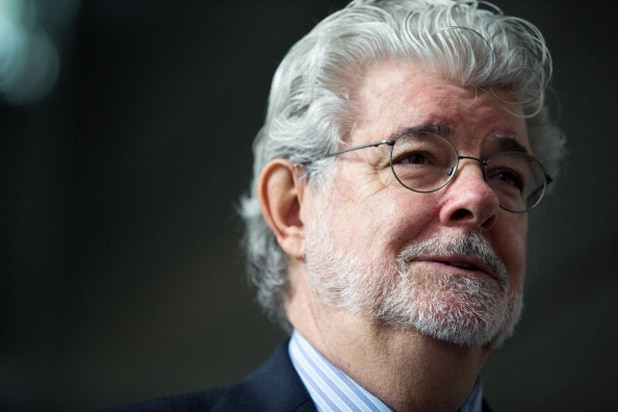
[398,233,508,287]
[428,256,497,280]
[444,261,477,270]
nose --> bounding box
[439,160,499,229]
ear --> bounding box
[258,159,306,260]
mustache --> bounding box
[398,233,508,286]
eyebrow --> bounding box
[492,135,529,154]
[391,122,529,154]
[389,122,454,140]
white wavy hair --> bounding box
[239,0,566,330]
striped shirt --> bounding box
[288,330,484,412]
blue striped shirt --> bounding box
[288,330,484,412]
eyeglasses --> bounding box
[320,131,552,213]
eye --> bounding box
[396,150,434,166]
[488,168,525,192]
[391,133,454,179]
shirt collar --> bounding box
[288,330,484,412]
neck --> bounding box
[286,269,489,412]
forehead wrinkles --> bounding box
[348,70,527,150]
[399,84,523,130]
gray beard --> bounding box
[305,230,523,348]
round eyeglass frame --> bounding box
[318,133,552,213]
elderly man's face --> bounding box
[302,62,529,347]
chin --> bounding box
[373,277,524,348]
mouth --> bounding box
[398,233,508,286]
[443,261,477,270]
[424,257,498,281]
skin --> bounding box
[259,61,529,412]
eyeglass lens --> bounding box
[389,133,548,212]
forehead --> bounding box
[348,61,529,150]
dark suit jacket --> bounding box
[102,340,493,411]
[101,341,316,411]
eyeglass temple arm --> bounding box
[322,139,396,158]
[527,173,553,203]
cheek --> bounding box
[382,193,441,246]
[358,197,439,263]
[497,218,528,293]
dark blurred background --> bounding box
[1,0,616,410]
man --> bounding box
[106,0,565,410]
